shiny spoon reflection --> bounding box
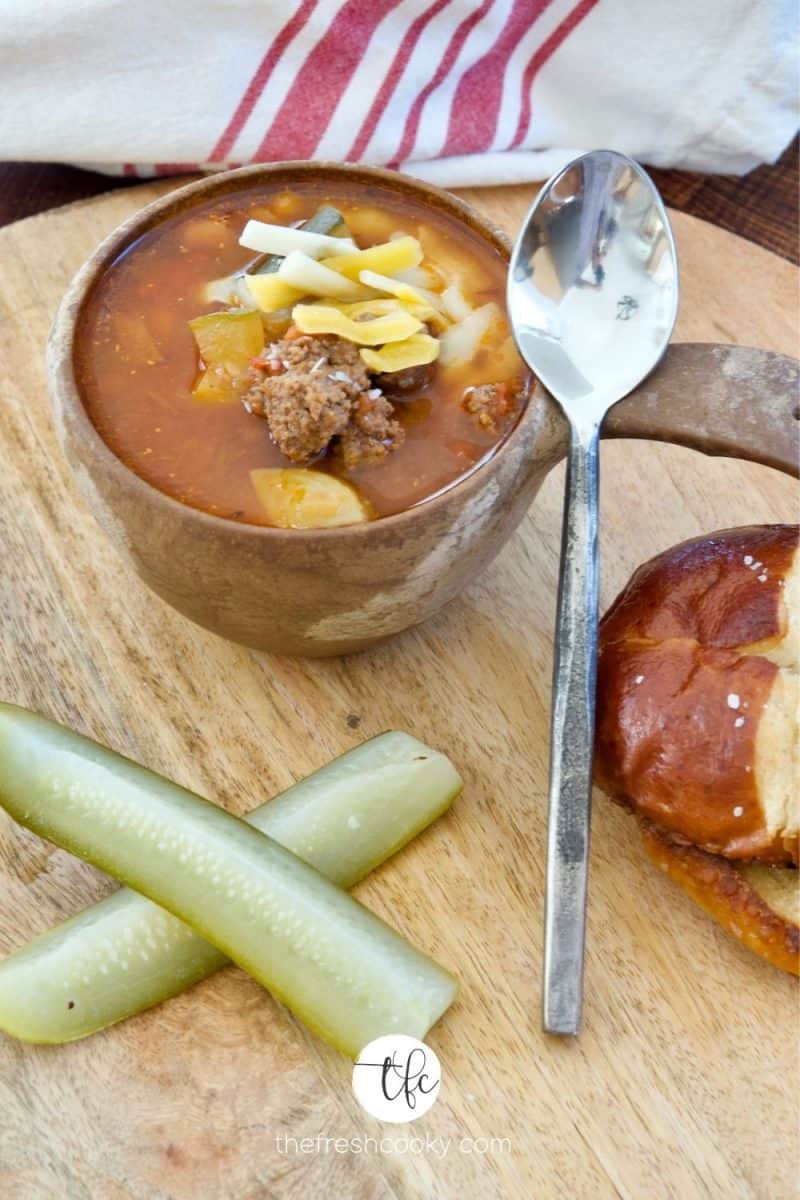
[507,150,679,1035]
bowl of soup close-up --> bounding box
[48,162,576,656]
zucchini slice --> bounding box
[0,707,459,1055]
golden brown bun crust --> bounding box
[595,640,782,858]
[595,525,799,866]
[640,820,799,976]
[599,524,798,653]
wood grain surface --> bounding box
[0,182,797,1200]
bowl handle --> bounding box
[602,343,799,478]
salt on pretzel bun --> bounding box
[595,525,799,867]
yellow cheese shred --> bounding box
[359,334,440,373]
[291,303,422,346]
[321,236,423,281]
[357,270,447,326]
[246,274,305,313]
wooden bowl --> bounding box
[47,163,799,657]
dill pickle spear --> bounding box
[0,706,459,1056]
[0,729,459,1045]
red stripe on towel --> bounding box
[347,0,454,162]
[388,0,494,169]
[443,0,553,156]
[253,0,404,162]
[209,0,319,162]
[510,0,599,148]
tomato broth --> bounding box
[76,182,529,526]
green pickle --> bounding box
[0,706,460,1055]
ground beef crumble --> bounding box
[335,391,404,470]
[461,381,519,433]
[244,332,404,467]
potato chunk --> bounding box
[250,469,369,529]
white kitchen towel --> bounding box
[0,0,796,185]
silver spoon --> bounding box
[507,150,679,1035]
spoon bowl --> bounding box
[509,151,679,424]
[507,150,679,1035]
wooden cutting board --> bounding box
[0,182,796,1200]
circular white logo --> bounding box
[352,1034,442,1123]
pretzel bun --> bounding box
[640,820,799,975]
[595,525,799,866]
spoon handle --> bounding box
[543,418,600,1035]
